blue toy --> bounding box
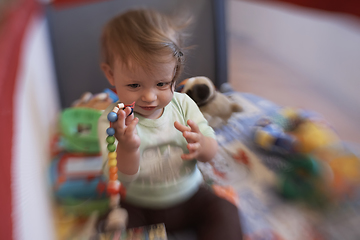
[252,118,297,154]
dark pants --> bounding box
[120,185,243,240]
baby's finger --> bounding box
[174,121,191,133]
[181,152,197,160]
[124,117,139,137]
[187,119,200,133]
[113,110,126,131]
[123,106,133,117]
[187,142,200,152]
[183,131,199,143]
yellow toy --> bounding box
[275,107,340,154]
[314,145,360,202]
[290,120,339,153]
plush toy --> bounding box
[177,76,243,128]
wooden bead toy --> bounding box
[104,101,135,231]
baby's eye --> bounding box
[128,84,140,89]
[157,82,170,88]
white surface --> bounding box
[12,16,60,240]
[226,0,360,116]
[65,156,103,175]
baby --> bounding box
[98,8,243,240]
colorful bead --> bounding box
[109,166,118,174]
[107,180,121,195]
[110,173,118,181]
[106,136,116,144]
[106,127,115,136]
[105,102,135,208]
[107,143,116,152]
[128,108,133,116]
[112,106,120,113]
[108,159,117,167]
[108,156,117,163]
[107,112,118,122]
[108,152,117,159]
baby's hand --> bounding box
[112,107,140,151]
[174,120,205,160]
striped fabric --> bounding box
[0,1,60,239]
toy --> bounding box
[251,108,347,206]
[49,92,135,239]
[103,101,135,231]
[276,154,330,207]
[177,76,242,128]
[50,91,120,212]
[253,108,339,154]
[60,108,103,153]
[72,90,115,110]
[313,145,360,202]
[51,106,113,217]
[59,89,119,153]
[290,120,339,154]
[275,143,360,207]
[49,152,108,200]
[252,118,297,154]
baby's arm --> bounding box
[174,120,218,162]
[112,107,141,175]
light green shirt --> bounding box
[98,92,215,208]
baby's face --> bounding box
[109,59,176,119]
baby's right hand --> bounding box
[112,107,140,151]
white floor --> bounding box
[228,34,360,144]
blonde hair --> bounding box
[101,8,190,86]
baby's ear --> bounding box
[101,63,115,86]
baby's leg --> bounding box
[191,186,243,240]
[119,201,147,228]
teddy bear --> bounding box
[178,76,243,128]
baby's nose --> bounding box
[142,89,157,102]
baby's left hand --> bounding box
[174,120,205,160]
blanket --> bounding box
[198,91,360,240]
[51,91,360,240]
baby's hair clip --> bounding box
[174,50,183,58]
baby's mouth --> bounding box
[139,106,156,111]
